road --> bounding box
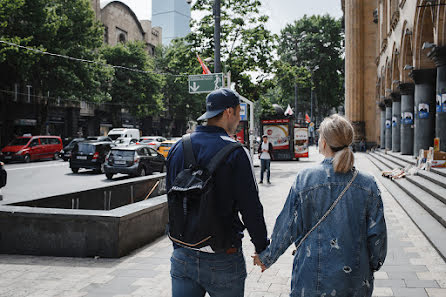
[0,159,163,205]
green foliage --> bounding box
[154,39,206,122]
[0,0,112,102]
[100,42,164,118]
[278,14,344,117]
[187,0,276,101]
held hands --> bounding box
[251,253,267,272]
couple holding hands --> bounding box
[166,89,387,297]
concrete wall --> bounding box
[0,175,168,258]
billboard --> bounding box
[262,119,290,150]
[294,127,309,158]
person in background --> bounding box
[258,135,273,184]
[252,114,387,297]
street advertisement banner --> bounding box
[418,103,429,119]
[392,116,397,127]
[401,112,413,125]
[385,120,391,128]
[443,94,446,112]
[294,127,309,158]
[262,121,289,150]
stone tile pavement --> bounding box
[0,147,445,297]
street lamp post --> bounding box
[213,0,221,73]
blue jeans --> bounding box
[171,247,247,297]
[260,159,270,182]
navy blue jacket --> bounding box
[166,125,269,253]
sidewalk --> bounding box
[0,147,445,297]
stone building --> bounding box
[343,0,446,154]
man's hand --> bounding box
[251,253,267,272]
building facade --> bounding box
[343,0,446,154]
[152,0,191,45]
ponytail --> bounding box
[333,147,354,173]
[319,114,355,173]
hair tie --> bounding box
[330,145,349,152]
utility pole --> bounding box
[294,82,298,122]
[213,0,221,73]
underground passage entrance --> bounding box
[0,174,168,258]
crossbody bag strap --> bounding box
[293,169,358,253]
[182,134,196,169]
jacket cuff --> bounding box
[258,248,273,268]
[254,238,270,254]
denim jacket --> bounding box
[259,158,387,297]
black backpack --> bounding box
[167,134,242,251]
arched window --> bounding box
[118,33,126,43]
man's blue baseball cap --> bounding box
[197,88,241,121]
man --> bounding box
[258,135,273,184]
[166,88,269,297]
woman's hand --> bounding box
[251,253,267,272]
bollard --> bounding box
[379,102,386,148]
[391,92,401,152]
[385,98,392,150]
[399,83,415,155]
[410,69,436,156]
[429,47,446,152]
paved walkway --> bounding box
[0,147,445,297]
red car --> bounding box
[0,135,63,163]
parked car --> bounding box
[59,138,85,161]
[114,137,139,147]
[137,136,167,150]
[104,145,165,180]
[158,140,177,158]
[0,135,63,163]
[69,141,114,173]
[107,128,140,141]
[87,136,113,142]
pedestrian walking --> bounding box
[166,88,270,297]
[258,135,273,184]
[252,114,387,297]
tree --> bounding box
[154,39,207,134]
[0,0,113,134]
[187,0,276,101]
[100,41,164,127]
[278,14,344,119]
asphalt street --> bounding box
[0,159,163,205]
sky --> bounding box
[100,0,343,35]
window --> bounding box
[137,148,147,156]
[29,139,40,147]
[104,26,109,43]
[148,148,158,156]
[40,138,50,145]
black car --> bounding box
[104,145,165,180]
[59,138,85,161]
[70,141,114,174]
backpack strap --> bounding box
[207,142,242,174]
[182,134,197,169]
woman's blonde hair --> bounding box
[319,114,355,173]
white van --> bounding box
[107,128,140,141]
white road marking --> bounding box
[6,163,68,171]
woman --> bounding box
[253,114,387,297]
